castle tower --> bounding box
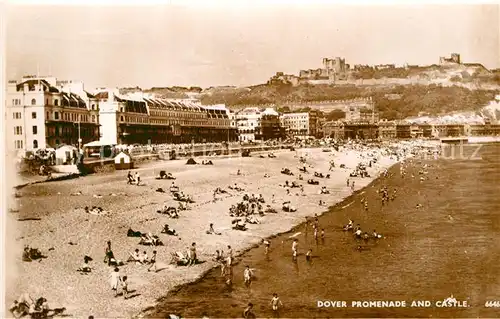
[451,53,461,64]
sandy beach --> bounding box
[7,146,399,318]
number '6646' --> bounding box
[485,301,500,308]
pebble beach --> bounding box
[7,146,401,318]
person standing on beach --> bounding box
[351,181,355,191]
[227,245,233,259]
[263,239,270,255]
[188,243,197,266]
[270,293,284,317]
[135,172,141,186]
[346,178,350,187]
[104,241,113,265]
[244,265,253,287]
[243,303,255,319]
[306,249,312,262]
[109,267,121,297]
[292,239,298,259]
[121,276,129,299]
[147,251,157,272]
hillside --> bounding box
[199,83,498,120]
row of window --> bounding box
[13,111,98,123]
[47,111,97,123]
[14,139,39,150]
[14,126,38,135]
[12,97,98,110]
[149,110,207,119]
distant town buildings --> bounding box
[7,73,500,155]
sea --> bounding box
[148,143,500,318]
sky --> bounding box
[5,2,500,89]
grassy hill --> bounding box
[200,83,498,120]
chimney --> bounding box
[108,90,114,103]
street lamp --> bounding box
[78,119,81,150]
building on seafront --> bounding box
[279,110,320,138]
[96,89,237,144]
[235,107,283,142]
[6,76,100,153]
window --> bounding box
[15,140,23,149]
[14,126,22,135]
[32,112,37,119]
[31,98,36,105]
[13,112,22,119]
[91,104,95,110]
[33,126,38,134]
[33,140,38,149]
[92,115,96,122]
[54,99,59,106]
[46,111,49,119]
[54,112,59,120]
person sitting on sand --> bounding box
[140,251,149,264]
[29,297,50,318]
[9,292,34,318]
[237,169,241,176]
[127,171,134,184]
[161,224,178,236]
[206,223,222,235]
[22,246,32,262]
[127,249,142,264]
[78,256,93,273]
[373,230,382,239]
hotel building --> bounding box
[279,110,320,138]
[96,89,237,144]
[6,76,100,153]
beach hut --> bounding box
[55,145,78,165]
[114,152,133,170]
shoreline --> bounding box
[134,150,400,318]
[142,160,407,318]
[137,165,392,317]
[8,144,420,318]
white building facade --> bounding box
[235,107,262,142]
[279,112,310,137]
[6,76,100,154]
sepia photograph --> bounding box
[2,0,500,318]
